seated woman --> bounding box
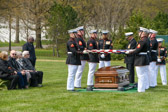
[22,51,43,87]
[0,52,19,90]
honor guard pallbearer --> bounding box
[124,32,137,83]
[156,38,167,85]
[74,26,89,88]
[66,29,81,91]
[87,30,99,88]
[126,28,149,92]
[148,29,158,87]
[98,30,113,68]
[139,27,150,90]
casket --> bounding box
[94,66,130,89]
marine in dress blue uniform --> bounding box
[87,30,99,87]
[156,38,167,85]
[66,29,81,91]
[98,30,113,68]
[139,27,150,89]
[74,26,89,88]
[127,28,149,92]
[148,29,158,87]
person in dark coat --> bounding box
[22,51,43,87]
[0,52,19,90]
[87,30,99,88]
[8,50,28,89]
[66,29,81,91]
[98,30,113,68]
[22,36,36,67]
[124,32,137,83]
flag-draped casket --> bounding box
[94,66,130,89]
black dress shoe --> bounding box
[67,90,75,91]
[75,87,81,88]
[150,86,155,88]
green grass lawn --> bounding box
[0,60,168,112]
[0,40,51,47]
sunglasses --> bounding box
[12,53,16,56]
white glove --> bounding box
[83,50,88,54]
[157,58,161,62]
[125,51,130,54]
[101,54,105,58]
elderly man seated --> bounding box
[22,51,43,87]
[16,51,31,83]
[0,52,19,90]
[8,50,28,89]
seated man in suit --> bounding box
[22,51,43,87]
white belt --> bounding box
[151,50,157,52]
[139,52,147,55]
[67,52,72,54]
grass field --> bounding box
[0,60,168,112]
[0,40,51,47]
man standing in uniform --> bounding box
[66,29,81,91]
[98,30,113,68]
[156,38,167,85]
[74,26,89,88]
[22,36,36,67]
[126,28,149,92]
[124,32,137,83]
[87,30,99,90]
[148,29,158,87]
[139,27,150,90]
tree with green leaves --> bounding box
[47,2,78,57]
[153,12,168,35]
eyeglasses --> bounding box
[12,53,16,56]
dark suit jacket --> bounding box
[22,42,36,63]
[124,38,137,64]
[0,59,15,78]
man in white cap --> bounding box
[126,27,149,92]
[74,26,89,88]
[66,29,81,91]
[148,29,158,87]
[86,30,99,90]
[139,27,150,90]
[156,38,167,85]
[98,30,113,68]
[124,32,137,83]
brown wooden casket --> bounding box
[94,66,130,89]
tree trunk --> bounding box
[15,16,20,43]
[55,38,60,57]
[35,18,42,48]
[26,26,29,41]
[9,15,12,51]
[53,46,55,56]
